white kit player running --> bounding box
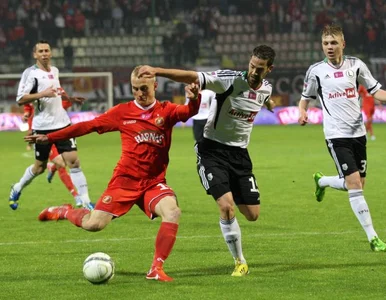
[138,45,276,276]
[185,89,215,142]
[9,40,93,210]
[298,25,386,252]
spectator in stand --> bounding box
[63,39,74,71]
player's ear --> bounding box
[154,81,158,90]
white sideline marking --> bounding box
[0,230,365,247]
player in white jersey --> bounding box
[138,45,276,276]
[9,40,93,210]
[298,25,386,252]
[185,89,215,142]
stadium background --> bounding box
[0,0,386,129]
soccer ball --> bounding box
[83,252,115,284]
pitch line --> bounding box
[0,230,368,246]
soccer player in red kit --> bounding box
[25,65,201,282]
[23,100,83,207]
[359,84,377,140]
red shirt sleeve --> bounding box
[62,100,72,110]
[47,105,122,142]
[168,94,201,124]
[23,103,34,114]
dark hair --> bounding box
[252,45,276,66]
[33,40,50,52]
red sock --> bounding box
[50,164,57,172]
[58,167,78,197]
[152,222,179,268]
[66,208,89,227]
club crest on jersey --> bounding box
[346,70,355,78]
[155,117,164,126]
[102,195,112,204]
[228,108,257,122]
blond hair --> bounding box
[322,24,345,40]
[131,65,156,82]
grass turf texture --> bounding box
[1,124,386,300]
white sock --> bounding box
[14,165,37,192]
[69,168,91,204]
[319,175,347,190]
[348,189,377,242]
[220,217,246,263]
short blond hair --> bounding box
[322,24,345,40]
[131,65,156,82]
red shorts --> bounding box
[94,181,176,219]
[49,145,60,161]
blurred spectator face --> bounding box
[131,76,158,107]
[247,56,273,88]
[322,34,345,62]
[33,42,52,66]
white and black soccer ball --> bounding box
[83,252,115,284]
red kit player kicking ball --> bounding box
[25,66,201,282]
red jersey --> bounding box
[46,99,200,189]
[358,85,374,108]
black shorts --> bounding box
[195,138,260,205]
[192,119,207,143]
[326,136,367,177]
[32,125,77,161]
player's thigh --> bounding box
[352,136,367,177]
[143,182,177,219]
[231,174,261,206]
[326,138,359,177]
[94,188,139,218]
[34,142,52,161]
[197,163,231,200]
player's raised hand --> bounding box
[185,83,199,101]
[24,134,49,144]
[40,86,57,98]
[138,65,156,78]
[298,109,308,126]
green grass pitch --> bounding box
[1,124,386,300]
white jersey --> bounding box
[198,70,272,148]
[301,56,381,139]
[185,89,215,120]
[16,65,71,130]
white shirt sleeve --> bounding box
[198,70,237,94]
[357,59,382,95]
[301,66,318,101]
[16,69,37,102]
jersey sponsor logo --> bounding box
[48,74,54,79]
[123,120,136,125]
[334,72,343,78]
[134,130,165,144]
[328,87,355,99]
[228,108,257,122]
[155,116,164,126]
[248,92,256,99]
[141,113,152,120]
[102,195,112,204]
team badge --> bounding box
[207,173,213,181]
[155,117,164,126]
[102,195,112,204]
[346,70,354,78]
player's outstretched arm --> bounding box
[373,89,386,103]
[298,99,309,126]
[18,86,58,105]
[138,65,199,85]
[24,134,49,144]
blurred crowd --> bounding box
[0,0,385,66]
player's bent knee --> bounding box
[83,220,108,232]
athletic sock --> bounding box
[220,217,246,263]
[152,222,179,268]
[348,189,377,241]
[319,175,347,190]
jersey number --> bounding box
[249,177,259,192]
[157,183,170,191]
[69,138,77,148]
[359,160,367,173]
